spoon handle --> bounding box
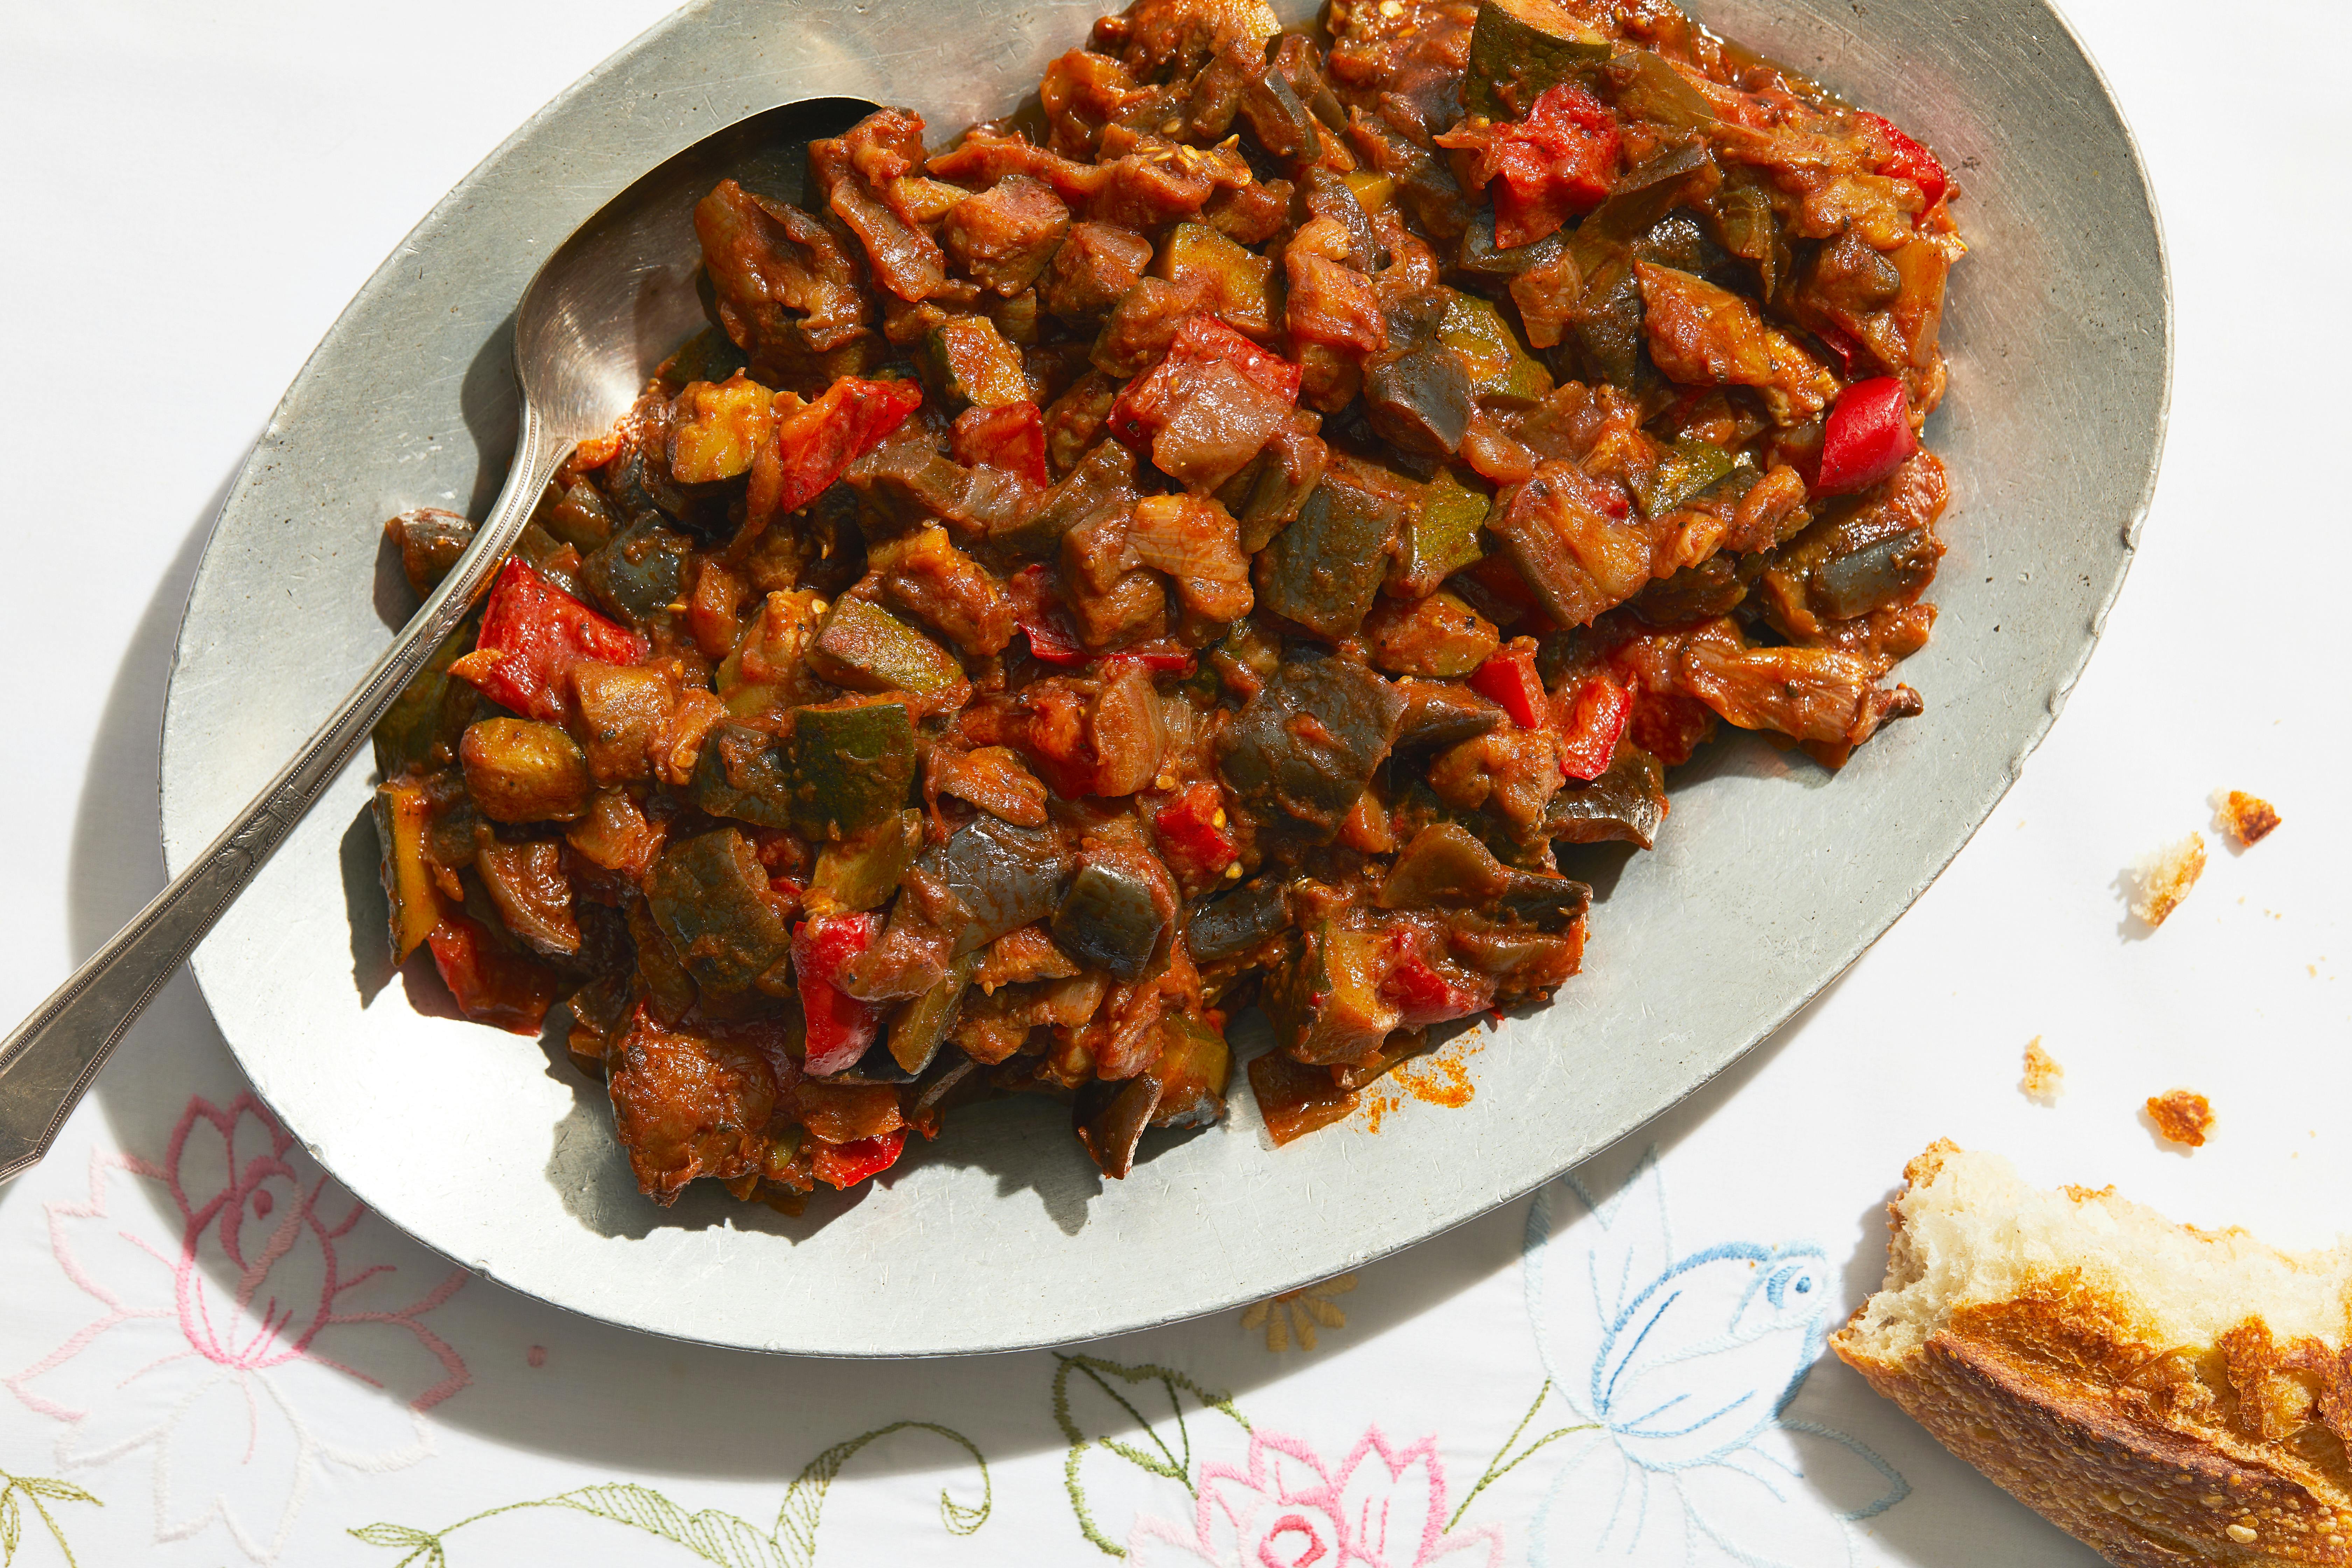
[0,408,558,1183]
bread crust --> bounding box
[1834,1145,2352,1564]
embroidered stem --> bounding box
[1052,1354,1248,1558]
[1444,1381,1597,1531]
[0,1471,102,1568]
[349,1422,987,1567]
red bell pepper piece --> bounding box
[950,401,1049,488]
[1153,782,1237,891]
[1379,932,1494,1028]
[1100,643,1198,677]
[1811,321,1866,379]
[1556,674,1630,781]
[1436,82,1620,248]
[1859,112,1947,207]
[1006,564,1089,665]
[793,911,886,1077]
[811,1129,907,1190]
[1814,377,1919,497]
[463,557,648,723]
[770,376,925,516]
[1106,314,1302,448]
[1470,646,1548,730]
[425,914,559,1035]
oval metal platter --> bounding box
[159,0,2167,1355]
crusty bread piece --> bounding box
[1833,1143,2352,1564]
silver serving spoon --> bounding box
[0,94,881,1183]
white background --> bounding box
[0,1,2345,1564]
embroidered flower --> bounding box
[1520,1151,1906,1566]
[7,1094,470,1565]
[1128,1426,1501,1568]
[1240,1274,1357,1352]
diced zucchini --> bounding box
[1464,0,1611,117]
[371,777,443,962]
[642,827,793,994]
[811,809,922,912]
[1148,1011,1232,1129]
[884,950,979,1077]
[372,623,477,778]
[780,702,917,838]
[1265,920,1400,1065]
[920,315,1029,408]
[1255,457,1405,638]
[1363,590,1500,678]
[1342,170,1396,216]
[1631,438,1736,518]
[1438,290,1553,406]
[1390,468,1489,597]
[1153,222,1279,339]
[807,598,966,694]
[459,718,592,823]
[1376,821,1513,909]
[667,372,776,486]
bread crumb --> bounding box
[2020,1036,2064,1103]
[2145,1089,2213,1148]
[2212,790,2282,846]
[2130,834,2206,926]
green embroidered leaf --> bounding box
[1054,1355,1248,1558]
[2,1489,21,1567]
[552,1484,786,1568]
[10,1481,95,1506]
[777,1421,991,1560]
[349,1522,447,1568]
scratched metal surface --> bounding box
[158,0,2166,1354]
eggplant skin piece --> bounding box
[921,815,1073,954]
[1053,861,1169,980]
[1186,878,1292,963]
[642,827,793,994]
[1216,658,1406,841]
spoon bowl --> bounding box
[0,92,877,1182]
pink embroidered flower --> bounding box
[1129,1427,1503,1568]
[7,1094,470,1564]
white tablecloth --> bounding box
[2,2,2344,1563]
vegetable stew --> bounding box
[372,0,1962,1208]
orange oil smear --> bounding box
[1358,1040,1483,1132]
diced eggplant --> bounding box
[583,518,694,630]
[1365,343,1475,458]
[807,597,967,694]
[1217,657,1405,841]
[1052,861,1170,980]
[1464,0,1611,117]
[1266,920,1398,1065]
[688,723,798,830]
[459,719,593,824]
[811,808,922,912]
[1330,1028,1435,1092]
[1247,1049,1360,1147]
[1500,870,1591,931]
[1186,878,1293,963]
[990,437,1138,556]
[1393,679,1506,751]
[1456,209,1568,279]
[1389,469,1489,598]
[1073,1073,1159,1178]
[1545,742,1668,849]
[919,815,1073,954]
[1810,527,1937,621]
[570,660,676,783]
[780,702,917,836]
[880,950,980,1078]
[643,827,793,994]
[371,777,443,962]
[1254,458,1404,638]
[473,834,582,958]
[384,507,476,600]
[920,315,1029,408]
[656,323,748,389]
[372,622,478,778]
[1630,551,1755,626]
